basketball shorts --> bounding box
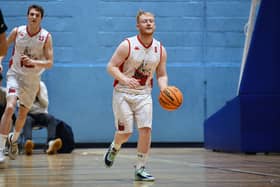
[112,90,153,133]
[6,73,40,109]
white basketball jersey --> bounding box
[114,35,162,94]
[8,25,50,77]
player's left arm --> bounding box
[37,33,53,69]
[156,46,168,91]
[21,34,54,69]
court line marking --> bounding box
[120,154,280,178]
[81,150,280,178]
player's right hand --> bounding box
[20,55,35,68]
[124,77,140,88]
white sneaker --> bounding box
[135,166,155,181]
[0,150,7,168]
[8,133,19,160]
[46,138,62,154]
[104,144,119,168]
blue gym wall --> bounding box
[1,0,250,143]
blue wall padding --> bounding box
[240,0,280,94]
[204,0,280,153]
[204,96,241,152]
[205,95,280,152]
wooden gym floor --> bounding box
[0,148,280,187]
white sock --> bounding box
[12,131,20,143]
[136,152,148,170]
[112,141,121,150]
[0,134,8,151]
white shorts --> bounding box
[6,71,40,109]
[112,90,153,133]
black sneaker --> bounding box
[104,144,119,167]
[135,167,155,181]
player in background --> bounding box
[0,4,53,167]
[105,10,168,181]
[22,81,62,156]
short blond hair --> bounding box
[136,10,155,23]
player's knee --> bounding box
[122,132,132,140]
[17,111,28,121]
[139,127,151,133]
[117,132,132,142]
[5,103,15,115]
[138,127,151,138]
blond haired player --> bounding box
[105,10,168,181]
[0,4,53,166]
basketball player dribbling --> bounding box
[0,4,54,167]
[105,10,169,181]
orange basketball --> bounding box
[158,86,183,111]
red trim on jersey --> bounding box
[160,42,163,63]
[44,32,50,45]
[15,27,18,38]
[125,39,131,60]
[9,59,13,68]
[26,26,42,37]
[153,43,163,88]
[13,27,18,57]
[113,39,131,87]
[137,35,153,49]
[113,61,125,87]
[11,45,16,57]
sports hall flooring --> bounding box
[1,148,280,186]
